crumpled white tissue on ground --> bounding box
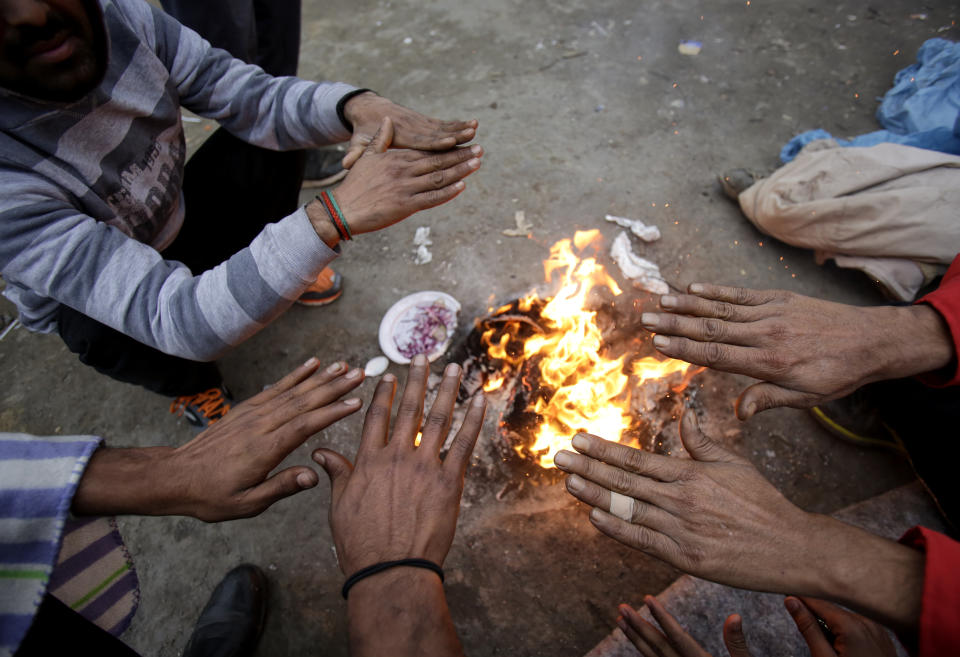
[604,214,661,242]
[413,226,433,265]
[502,210,533,237]
[610,231,670,295]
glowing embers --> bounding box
[472,230,699,468]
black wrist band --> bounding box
[341,558,444,599]
[336,88,375,132]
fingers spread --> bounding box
[357,373,397,457]
[621,602,682,657]
[565,433,686,482]
[419,363,462,454]
[247,357,324,405]
[687,283,781,306]
[267,366,365,433]
[784,597,834,657]
[271,397,363,456]
[555,449,666,505]
[644,596,710,657]
[390,356,429,447]
[444,393,487,478]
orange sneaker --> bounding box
[170,386,233,428]
[296,267,343,306]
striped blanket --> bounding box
[0,434,138,656]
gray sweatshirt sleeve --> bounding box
[133,0,358,149]
[0,170,337,361]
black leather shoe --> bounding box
[182,565,267,657]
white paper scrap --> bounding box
[604,214,661,242]
[610,232,670,295]
[502,210,533,237]
[413,226,433,265]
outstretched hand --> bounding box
[617,595,895,657]
[314,355,487,575]
[341,92,478,169]
[618,596,753,657]
[73,358,366,522]
[554,410,925,633]
[313,117,482,242]
[640,283,953,419]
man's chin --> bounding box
[21,53,102,102]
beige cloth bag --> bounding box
[738,141,960,301]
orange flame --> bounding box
[481,232,696,468]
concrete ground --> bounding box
[1,0,957,655]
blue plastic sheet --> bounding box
[781,38,960,162]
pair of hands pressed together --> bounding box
[637,283,954,419]
[619,594,896,657]
[307,93,483,247]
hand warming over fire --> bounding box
[72,358,366,521]
[340,92,479,169]
[638,283,954,419]
[307,117,483,247]
[313,356,485,657]
[554,410,926,635]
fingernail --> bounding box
[304,357,319,367]
[344,398,361,407]
[297,472,316,488]
[345,368,363,380]
[689,283,704,294]
[326,361,344,373]
[472,393,486,407]
[744,402,757,418]
[566,474,584,492]
[660,295,677,309]
[312,452,325,465]
[413,354,427,366]
[468,157,481,168]
[784,598,800,613]
[729,616,742,631]
[615,617,627,631]
[471,144,482,154]
[454,181,465,190]
[640,312,659,328]
[589,507,604,522]
[445,362,460,376]
[571,433,589,451]
[554,451,571,468]
[383,373,396,383]
[653,335,670,348]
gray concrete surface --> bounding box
[1,0,957,655]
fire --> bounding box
[481,231,696,468]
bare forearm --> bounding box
[874,304,955,381]
[347,568,463,657]
[793,514,924,635]
[72,446,185,517]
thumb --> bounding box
[241,466,319,516]
[312,448,353,502]
[722,614,754,657]
[366,116,394,154]
[784,597,836,657]
[736,383,820,420]
[679,409,736,463]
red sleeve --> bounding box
[899,526,960,657]
[916,254,960,386]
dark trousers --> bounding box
[57,129,306,397]
[158,0,301,77]
[15,594,141,657]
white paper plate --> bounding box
[378,291,461,364]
